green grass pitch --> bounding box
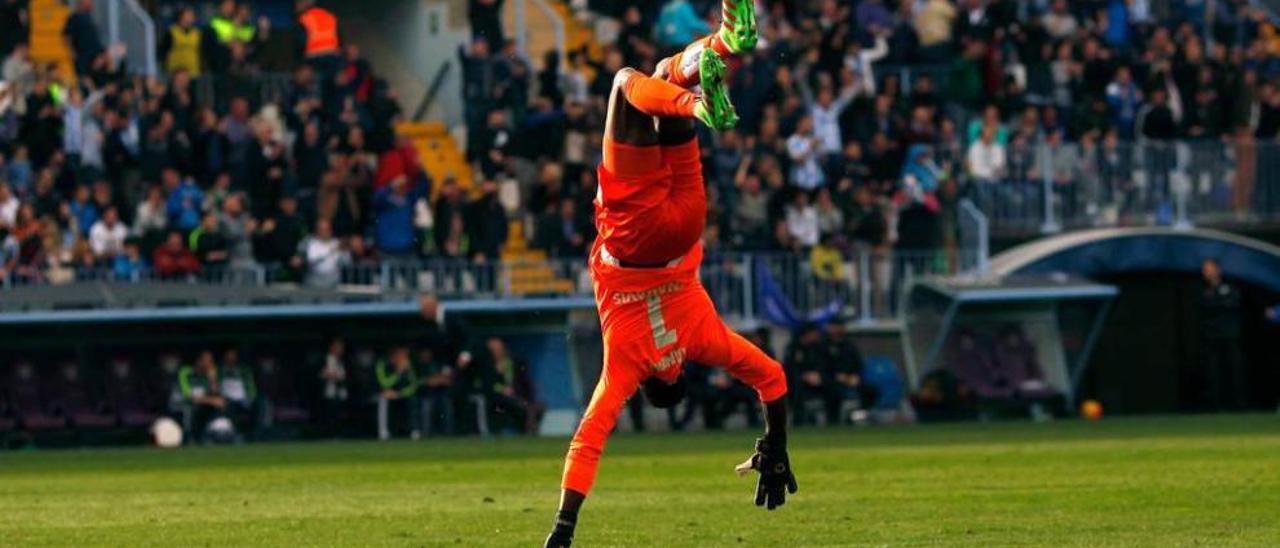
[1,415,1277,546]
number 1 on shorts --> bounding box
[646,294,677,349]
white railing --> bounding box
[91,0,157,77]
[513,0,567,66]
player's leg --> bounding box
[658,0,758,88]
[546,357,643,548]
[610,55,737,131]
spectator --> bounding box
[164,170,205,233]
[784,323,828,425]
[219,348,258,437]
[372,175,428,258]
[0,183,17,228]
[784,190,819,249]
[299,218,348,288]
[151,230,201,278]
[534,197,588,258]
[416,345,455,437]
[1036,131,1081,218]
[218,193,256,268]
[68,185,98,238]
[1041,0,1078,40]
[88,206,126,258]
[133,186,168,237]
[654,0,711,51]
[1106,66,1143,139]
[255,195,307,269]
[466,179,508,262]
[1199,259,1246,411]
[375,345,420,440]
[823,321,871,421]
[62,0,104,76]
[188,212,230,268]
[914,0,957,62]
[112,237,144,280]
[787,116,825,191]
[177,350,229,442]
[731,170,770,248]
[317,336,349,436]
[483,337,542,434]
[966,124,1007,185]
[162,7,205,76]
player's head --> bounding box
[642,375,686,409]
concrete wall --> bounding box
[333,0,470,127]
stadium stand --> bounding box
[2,0,1279,445]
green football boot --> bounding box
[692,48,738,131]
[718,0,758,54]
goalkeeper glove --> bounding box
[735,437,798,510]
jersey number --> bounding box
[646,295,677,349]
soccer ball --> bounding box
[1080,400,1104,421]
[151,417,183,448]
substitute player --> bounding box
[544,3,796,547]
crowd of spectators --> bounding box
[5,1,1280,287]
[1,290,1081,444]
[0,295,546,443]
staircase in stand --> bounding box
[28,0,75,82]
[394,122,576,296]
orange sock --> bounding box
[620,70,698,119]
[663,34,733,89]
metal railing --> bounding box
[193,72,294,110]
[965,139,1280,235]
[3,249,982,323]
[91,0,158,77]
[512,0,567,66]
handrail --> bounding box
[94,0,158,77]
[528,0,568,67]
[958,198,990,275]
[121,0,158,77]
[413,62,453,122]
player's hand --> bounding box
[735,437,797,510]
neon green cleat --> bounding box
[694,48,738,131]
[718,0,758,54]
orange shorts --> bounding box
[595,139,706,265]
[559,241,788,495]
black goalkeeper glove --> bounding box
[735,437,798,510]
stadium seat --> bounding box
[256,358,311,427]
[862,356,905,411]
[8,363,68,432]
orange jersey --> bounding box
[594,139,706,265]
[561,140,787,496]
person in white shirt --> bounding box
[300,218,349,288]
[88,207,128,258]
[844,34,889,96]
[966,125,1007,183]
[787,116,826,191]
[784,191,820,248]
[133,186,168,235]
[1041,0,1077,40]
[810,85,859,156]
[0,183,17,228]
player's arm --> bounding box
[735,396,797,510]
[713,329,797,510]
[545,363,642,548]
